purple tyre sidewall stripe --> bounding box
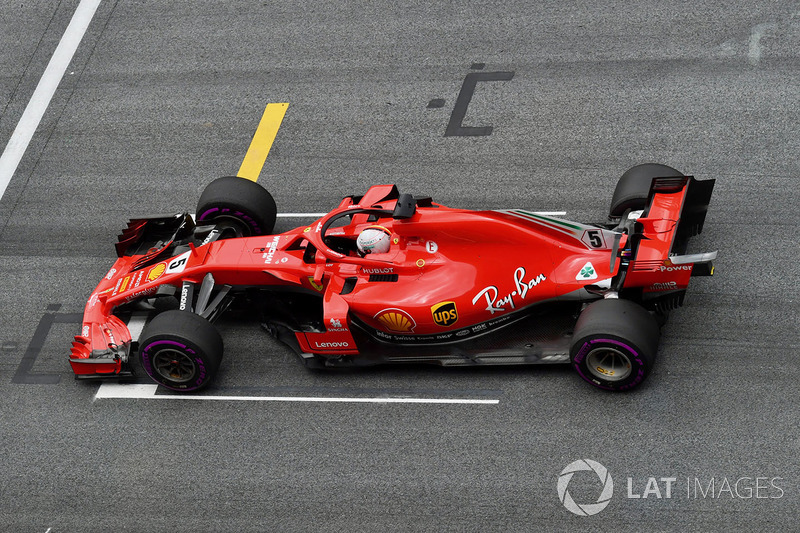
[143,339,189,351]
[197,208,219,221]
[197,206,261,233]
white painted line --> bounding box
[199,211,566,220]
[194,212,325,219]
[0,0,102,201]
[95,382,498,404]
[96,383,157,399]
[277,211,566,217]
[126,312,148,342]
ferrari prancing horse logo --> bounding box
[307,276,324,292]
[431,301,458,327]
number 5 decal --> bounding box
[166,251,192,274]
[581,229,606,249]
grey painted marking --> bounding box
[13,311,81,385]
[445,70,515,137]
[748,23,775,65]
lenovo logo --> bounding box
[313,341,349,348]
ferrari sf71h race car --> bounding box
[70,164,715,392]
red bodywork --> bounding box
[70,179,714,377]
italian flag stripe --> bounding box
[513,210,582,231]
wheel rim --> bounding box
[204,215,252,238]
[152,349,196,383]
[585,346,632,382]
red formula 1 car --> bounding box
[70,164,715,391]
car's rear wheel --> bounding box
[196,176,277,237]
[138,310,223,391]
[570,299,660,391]
[609,163,683,218]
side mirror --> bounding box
[392,193,416,219]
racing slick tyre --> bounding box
[138,310,223,392]
[609,163,683,218]
[570,299,660,391]
[196,176,277,237]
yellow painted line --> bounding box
[237,102,289,182]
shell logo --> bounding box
[147,263,166,282]
[374,308,416,332]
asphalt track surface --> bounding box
[1,1,799,531]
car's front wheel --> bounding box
[196,176,277,237]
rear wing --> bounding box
[663,176,715,255]
[629,176,715,262]
[622,176,716,310]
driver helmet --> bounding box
[357,226,391,254]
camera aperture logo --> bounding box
[557,459,614,516]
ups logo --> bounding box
[431,301,458,327]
